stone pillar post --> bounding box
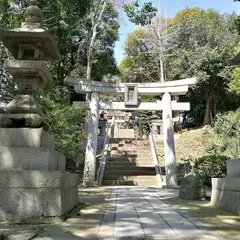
[100,125,106,136]
[110,116,115,138]
[162,92,178,188]
[83,92,100,186]
[152,123,158,135]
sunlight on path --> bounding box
[37,186,228,239]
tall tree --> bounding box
[168,8,239,125]
[75,0,119,81]
[120,29,159,82]
[121,7,240,126]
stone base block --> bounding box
[211,177,240,215]
[0,128,54,148]
[0,147,65,171]
[0,171,79,222]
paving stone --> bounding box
[98,190,117,238]
[8,232,37,240]
[140,188,207,238]
[114,188,145,237]
[129,189,176,237]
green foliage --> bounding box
[168,8,240,125]
[233,0,240,34]
[136,110,152,135]
[36,81,86,166]
[0,0,120,167]
[121,7,240,126]
[120,28,160,82]
[229,67,240,95]
[123,1,157,26]
[120,54,158,82]
[188,155,227,186]
[74,0,120,81]
[179,108,240,186]
[210,109,240,158]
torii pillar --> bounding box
[83,92,100,186]
[162,92,178,188]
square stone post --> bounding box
[162,92,178,188]
[152,123,158,135]
[83,92,100,186]
[110,116,115,138]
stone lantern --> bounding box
[150,111,163,136]
[0,6,79,222]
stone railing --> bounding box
[149,125,163,188]
[97,121,112,186]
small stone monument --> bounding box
[0,6,79,222]
[151,111,162,134]
[179,175,203,200]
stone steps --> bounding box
[103,139,159,187]
[108,158,153,164]
[110,150,152,154]
[109,138,149,143]
[111,145,150,149]
[109,154,152,159]
[103,174,156,180]
[103,176,158,186]
[105,164,154,169]
[107,161,153,166]
[104,169,155,176]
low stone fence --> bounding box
[211,158,240,215]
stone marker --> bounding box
[179,175,202,200]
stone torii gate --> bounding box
[67,77,196,188]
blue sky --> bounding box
[114,0,240,65]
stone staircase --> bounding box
[103,138,158,186]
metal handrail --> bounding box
[148,124,163,188]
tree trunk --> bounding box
[86,30,95,81]
[86,0,107,81]
[86,55,92,81]
[203,93,213,126]
[160,55,164,83]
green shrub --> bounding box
[185,154,227,186]
[211,109,240,158]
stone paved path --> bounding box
[5,186,227,240]
[96,187,224,239]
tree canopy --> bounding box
[121,7,240,126]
